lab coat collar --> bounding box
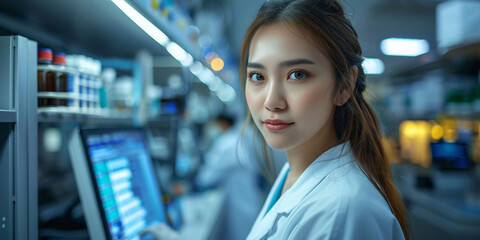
[276,142,353,213]
[250,142,353,239]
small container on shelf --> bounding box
[52,53,76,108]
[78,74,87,111]
[37,48,56,107]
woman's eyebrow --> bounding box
[247,58,315,69]
[247,62,265,69]
[279,58,315,67]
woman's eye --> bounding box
[249,72,265,82]
[289,71,308,80]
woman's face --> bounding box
[245,22,338,153]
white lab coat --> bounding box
[247,143,405,240]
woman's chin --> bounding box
[264,138,293,152]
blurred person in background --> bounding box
[195,113,264,240]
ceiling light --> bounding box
[362,58,385,75]
[111,0,169,46]
[380,38,429,57]
[216,84,236,103]
[189,61,203,75]
[165,42,193,67]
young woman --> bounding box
[241,0,409,239]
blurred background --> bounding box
[1,0,480,239]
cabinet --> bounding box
[0,35,38,240]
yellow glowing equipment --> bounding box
[399,121,432,167]
[431,124,444,140]
[440,118,458,142]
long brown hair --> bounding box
[239,0,409,237]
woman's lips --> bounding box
[264,119,294,131]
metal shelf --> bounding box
[37,110,134,125]
[0,109,16,123]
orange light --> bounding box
[211,57,224,71]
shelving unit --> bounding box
[37,111,135,125]
[0,110,16,123]
[0,35,38,240]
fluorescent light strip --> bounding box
[362,58,385,75]
[111,0,169,46]
[166,42,193,66]
[207,77,223,91]
[380,38,429,57]
[216,84,236,102]
[190,66,236,102]
[189,61,203,75]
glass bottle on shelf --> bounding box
[37,48,55,107]
[53,53,67,106]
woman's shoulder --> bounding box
[311,159,392,213]
[285,160,403,239]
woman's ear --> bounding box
[336,66,358,106]
[350,65,358,87]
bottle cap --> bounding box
[53,53,66,65]
[38,48,52,63]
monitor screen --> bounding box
[71,128,167,240]
[431,141,470,169]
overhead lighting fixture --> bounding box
[216,84,236,103]
[196,68,215,85]
[207,77,223,92]
[362,58,385,75]
[189,61,203,75]
[111,0,169,46]
[165,42,192,66]
[112,0,235,102]
[380,38,429,57]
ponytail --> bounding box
[335,64,409,238]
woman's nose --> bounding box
[264,81,287,111]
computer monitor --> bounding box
[431,141,470,170]
[69,127,168,240]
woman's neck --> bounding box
[285,124,338,181]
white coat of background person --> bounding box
[195,115,287,240]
